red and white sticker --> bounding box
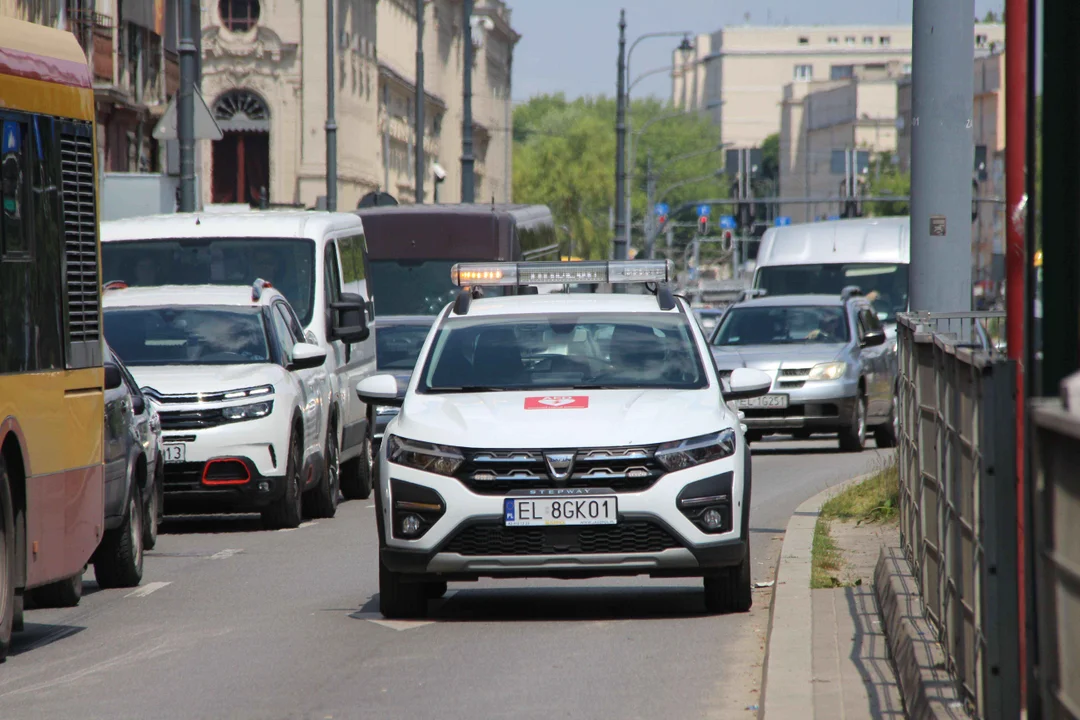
[524,395,590,410]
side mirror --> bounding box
[724,367,773,401]
[356,374,404,408]
[330,292,370,344]
[861,328,887,347]
[131,395,146,415]
[104,363,122,390]
[289,342,328,371]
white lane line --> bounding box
[209,548,242,560]
[125,581,172,598]
[365,618,435,632]
[365,504,375,509]
[278,520,318,533]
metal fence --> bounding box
[1031,397,1080,720]
[897,311,1020,720]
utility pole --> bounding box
[177,0,196,211]
[908,0,974,312]
[460,0,475,203]
[325,0,337,211]
[613,10,628,260]
[414,0,425,204]
[644,152,656,258]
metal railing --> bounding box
[897,311,1020,720]
[1030,395,1080,720]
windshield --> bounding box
[376,321,434,371]
[102,238,317,326]
[369,259,511,316]
[104,306,271,366]
[755,263,909,322]
[418,313,708,392]
[713,306,850,346]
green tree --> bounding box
[865,153,910,217]
[759,132,780,182]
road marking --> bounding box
[365,504,375,509]
[350,611,434,631]
[125,581,171,598]
[209,548,242,560]
[278,520,318,533]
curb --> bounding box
[873,545,970,720]
[759,472,875,720]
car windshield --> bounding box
[418,312,708,392]
[103,306,271,366]
[369,259,510,316]
[713,306,851,346]
[376,321,434,371]
[102,238,317,326]
[755,263,909,322]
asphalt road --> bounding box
[0,437,885,720]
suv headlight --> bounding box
[386,435,464,476]
[808,362,847,381]
[222,400,274,420]
[655,429,737,471]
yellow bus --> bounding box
[0,19,106,659]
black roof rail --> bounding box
[453,290,472,315]
[656,284,677,311]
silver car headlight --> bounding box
[808,362,847,381]
[222,400,274,420]
[386,435,464,476]
[655,429,737,472]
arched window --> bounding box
[219,0,260,33]
[213,89,270,132]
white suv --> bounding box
[357,260,773,618]
[102,280,335,529]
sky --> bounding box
[508,0,1009,103]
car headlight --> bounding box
[386,435,463,476]
[222,400,274,420]
[655,429,737,472]
[808,361,847,381]
[223,384,275,399]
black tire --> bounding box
[426,580,448,600]
[340,431,373,500]
[263,431,303,530]
[792,430,812,440]
[143,461,163,551]
[94,488,144,589]
[12,591,23,633]
[745,430,763,444]
[838,393,867,453]
[874,397,899,449]
[31,571,83,608]
[378,558,428,619]
[0,458,15,662]
[306,418,340,519]
[703,538,752,614]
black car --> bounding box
[371,316,434,451]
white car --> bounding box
[357,260,773,618]
[102,280,335,529]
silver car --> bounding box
[708,291,897,451]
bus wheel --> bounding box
[0,457,15,661]
[30,571,83,608]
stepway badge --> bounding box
[524,396,589,410]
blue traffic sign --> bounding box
[719,215,737,230]
[696,204,711,218]
[654,202,669,217]
[827,215,840,221]
[775,216,792,226]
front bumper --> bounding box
[737,379,858,432]
[377,453,748,581]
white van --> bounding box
[753,216,909,325]
[100,211,379,500]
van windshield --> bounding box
[102,238,316,326]
[370,259,509,316]
[755,263,909,322]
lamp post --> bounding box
[461,0,475,203]
[415,0,425,204]
[325,0,337,211]
[613,10,627,260]
[645,146,728,259]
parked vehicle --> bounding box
[102,281,335,528]
[371,315,435,453]
[99,211,375,500]
[752,216,909,327]
[709,288,898,451]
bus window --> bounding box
[1,118,30,258]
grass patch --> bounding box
[811,517,846,589]
[819,455,900,524]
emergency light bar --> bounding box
[451,260,674,287]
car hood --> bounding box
[390,388,732,449]
[126,364,284,397]
[710,344,847,371]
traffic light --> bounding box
[722,229,733,251]
[656,212,668,228]
[698,214,708,235]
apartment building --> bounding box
[672,23,1004,150]
[200,0,517,210]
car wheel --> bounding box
[94,488,144,589]
[426,580,448,600]
[0,460,15,662]
[263,432,303,530]
[745,430,763,444]
[838,393,867,453]
[379,558,428,619]
[143,462,163,551]
[31,570,83,608]
[306,419,341,519]
[340,432,373,500]
[703,538,752,614]
[873,397,899,449]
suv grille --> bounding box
[159,408,227,430]
[457,446,664,494]
[163,462,204,491]
[778,367,810,390]
[443,521,680,556]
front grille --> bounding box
[144,385,272,404]
[456,446,665,494]
[443,521,680,556]
[779,368,809,377]
[159,408,227,430]
[60,124,101,369]
[163,462,204,491]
